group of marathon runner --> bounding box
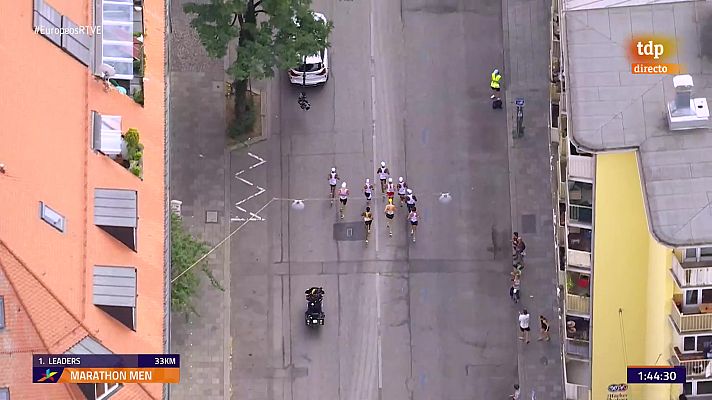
[328,161,419,242]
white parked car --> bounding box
[288,12,329,86]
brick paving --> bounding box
[504,0,566,398]
[168,0,231,398]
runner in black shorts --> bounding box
[384,198,396,237]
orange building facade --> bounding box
[0,0,167,399]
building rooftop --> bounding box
[563,0,712,246]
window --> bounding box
[33,0,91,65]
[703,289,712,304]
[699,380,712,394]
[684,336,696,351]
[686,248,698,260]
[91,112,122,155]
[96,383,120,400]
[94,0,134,80]
[686,290,699,305]
[0,388,8,400]
[0,297,4,329]
[698,335,712,352]
[684,382,692,395]
[702,247,712,259]
[684,247,712,262]
[39,202,65,232]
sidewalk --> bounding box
[168,0,233,398]
[503,0,565,398]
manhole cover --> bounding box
[521,214,536,234]
[333,222,366,241]
[206,210,219,223]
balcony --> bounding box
[567,294,590,315]
[671,346,712,378]
[565,316,590,360]
[566,339,590,360]
[568,249,591,270]
[672,256,712,288]
[671,300,712,333]
[568,155,593,182]
[568,181,593,227]
[566,271,590,315]
[568,227,592,253]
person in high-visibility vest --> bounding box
[491,69,502,91]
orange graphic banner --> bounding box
[631,63,682,75]
[57,368,180,384]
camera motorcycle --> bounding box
[305,287,325,327]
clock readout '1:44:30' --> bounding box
[627,366,686,384]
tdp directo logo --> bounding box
[628,36,681,74]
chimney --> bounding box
[667,74,710,131]
[670,75,694,117]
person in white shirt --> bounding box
[364,178,374,202]
[510,384,521,399]
[518,309,530,343]
[328,167,340,203]
[376,161,390,194]
[397,177,408,207]
[338,182,349,219]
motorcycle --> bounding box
[305,287,325,327]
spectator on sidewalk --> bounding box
[512,232,520,254]
[518,309,530,343]
[510,384,521,399]
[538,315,550,341]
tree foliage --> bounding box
[184,0,333,82]
[170,213,224,318]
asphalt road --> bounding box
[229,0,516,399]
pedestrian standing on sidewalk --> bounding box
[538,315,550,341]
[491,95,502,109]
[518,309,530,343]
[510,275,521,303]
[509,384,521,400]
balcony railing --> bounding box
[568,249,591,269]
[671,346,711,378]
[567,294,590,315]
[565,339,590,360]
[569,205,593,226]
[671,301,712,332]
[672,256,712,287]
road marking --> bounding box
[232,152,267,222]
[376,274,383,390]
[369,0,380,252]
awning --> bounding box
[65,336,112,355]
[94,188,137,251]
[93,265,136,330]
[91,112,122,156]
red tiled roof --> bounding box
[0,241,88,353]
[0,241,158,399]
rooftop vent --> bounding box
[667,74,709,131]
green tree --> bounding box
[184,0,333,133]
[171,213,224,318]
